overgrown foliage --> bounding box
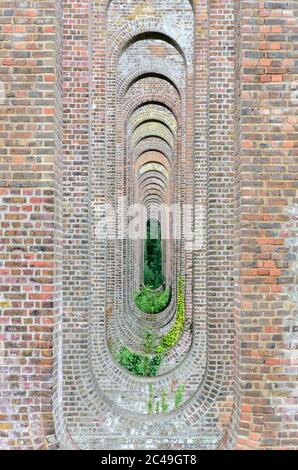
[134,286,171,314]
[120,275,185,380]
[117,346,162,377]
[144,219,164,289]
[156,274,185,353]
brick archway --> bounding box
[1,0,297,451]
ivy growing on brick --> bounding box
[156,274,185,354]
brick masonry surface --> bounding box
[0,0,297,450]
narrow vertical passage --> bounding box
[100,0,206,413]
[87,0,226,448]
[58,0,236,450]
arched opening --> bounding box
[134,218,171,315]
[144,218,163,290]
[95,0,198,427]
[48,0,239,453]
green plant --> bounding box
[144,219,164,289]
[161,390,169,413]
[148,384,154,415]
[149,353,163,376]
[117,346,162,377]
[143,331,158,354]
[175,385,186,409]
[156,274,185,353]
[148,384,184,416]
[134,286,171,314]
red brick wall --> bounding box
[0,0,62,449]
[226,0,298,450]
[1,0,297,450]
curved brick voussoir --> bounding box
[129,104,178,138]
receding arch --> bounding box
[53,0,240,453]
[135,135,173,151]
[133,119,176,138]
[129,100,179,122]
[143,195,164,205]
[138,162,168,176]
[129,106,178,138]
[141,177,167,192]
[139,171,167,186]
[131,123,174,151]
[125,72,181,98]
[120,31,187,65]
[135,148,172,166]
[142,190,165,202]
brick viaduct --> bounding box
[0,0,298,450]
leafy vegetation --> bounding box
[147,383,186,415]
[134,286,171,314]
[156,274,185,353]
[161,390,169,413]
[135,219,171,314]
[175,385,186,409]
[144,219,164,289]
[117,346,162,377]
[118,275,185,381]
[143,331,158,354]
[148,384,154,415]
